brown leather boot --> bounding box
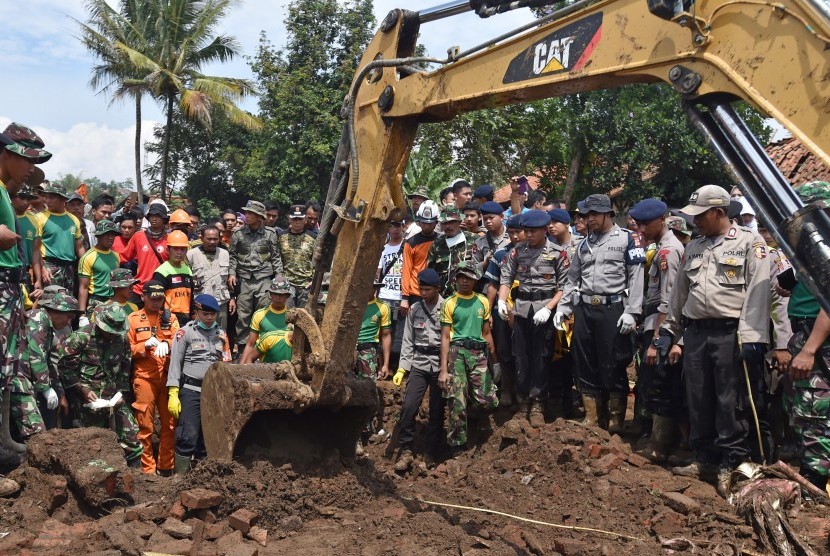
[581,395,601,427]
[529,401,546,428]
[607,396,627,434]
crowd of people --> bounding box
[0,121,829,502]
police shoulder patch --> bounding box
[752,241,767,259]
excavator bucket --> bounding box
[200,309,379,463]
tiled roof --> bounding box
[766,137,830,186]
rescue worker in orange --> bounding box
[152,230,194,326]
[127,280,179,476]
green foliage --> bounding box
[245,0,375,204]
[196,198,221,219]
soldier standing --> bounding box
[472,201,510,278]
[38,183,85,293]
[439,261,498,458]
[660,185,769,496]
[58,304,143,467]
[127,281,179,476]
[392,269,445,471]
[278,205,315,308]
[427,206,477,298]
[498,210,568,425]
[555,194,645,433]
[240,277,292,364]
[77,220,121,321]
[228,201,282,354]
[626,199,685,462]
[167,294,231,474]
[187,225,233,333]
[12,293,77,443]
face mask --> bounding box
[446,232,466,247]
[197,320,217,330]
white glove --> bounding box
[144,337,160,349]
[78,315,90,328]
[617,313,636,334]
[553,311,567,331]
[533,306,552,325]
[44,388,59,410]
[497,300,509,320]
[153,341,170,358]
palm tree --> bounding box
[76,0,158,203]
[117,0,261,201]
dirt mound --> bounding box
[0,381,826,555]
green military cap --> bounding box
[95,304,128,335]
[0,122,52,164]
[66,192,85,204]
[241,200,267,218]
[268,275,292,294]
[40,285,69,305]
[440,206,462,223]
[408,187,430,200]
[43,182,69,200]
[42,293,82,313]
[94,219,119,236]
[666,215,691,236]
[455,260,481,281]
[110,268,137,288]
[14,186,39,200]
[795,181,830,204]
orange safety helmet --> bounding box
[167,230,190,248]
[168,209,191,225]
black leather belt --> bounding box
[0,267,23,284]
[414,345,440,356]
[451,338,487,350]
[182,375,203,388]
[580,293,623,305]
[356,342,378,351]
[685,317,738,329]
[515,290,556,301]
[44,257,74,266]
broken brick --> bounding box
[194,508,217,524]
[205,521,229,540]
[660,492,701,515]
[229,508,259,533]
[247,526,268,547]
[180,488,223,510]
[626,453,650,468]
[161,517,193,539]
[169,500,186,520]
[585,444,602,459]
[591,453,625,475]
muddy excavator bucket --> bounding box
[200,308,379,463]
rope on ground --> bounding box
[415,497,645,542]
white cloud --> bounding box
[0,116,159,185]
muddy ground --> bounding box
[0,381,828,555]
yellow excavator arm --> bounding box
[202,0,830,462]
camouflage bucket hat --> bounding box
[440,206,462,223]
[268,276,292,294]
[40,285,69,306]
[242,200,267,218]
[455,260,481,281]
[110,268,137,288]
[795,181,830,205]
[14,186,39,200]
[0,123,52,164]
[95,304,128,335]
[666,215,691,236]
[42,293,82,313]
[43,182,69,200]
[94,219,119,236]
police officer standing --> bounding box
[472,201,510,278]
[392,269,445,472]
[660,185,769,496]
[628,199,685,462]
[498,209,568,425]
[555,194,645,433]
[167,294,232,474]
[228,200,282,355]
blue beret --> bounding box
[479,201,503,215]
[629,198,668,221]
[506,214,523,230]
[418,268,440,287]
[547,208,571,224]
[473,184,495,199]
[522,209,551,228]
[194,293,220,312]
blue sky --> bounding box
[1,1,533,183]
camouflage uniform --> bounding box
[228,206,282,347]
[57,305,142,463]
[278,229,315,308]
[11,309,53,439]
[428,208,478,298]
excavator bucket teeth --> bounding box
[201,362,378,463]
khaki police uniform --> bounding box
[662,223,770,467]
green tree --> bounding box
[76,0,159,202]
[116,0,261,201]
[246,0,375,203]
